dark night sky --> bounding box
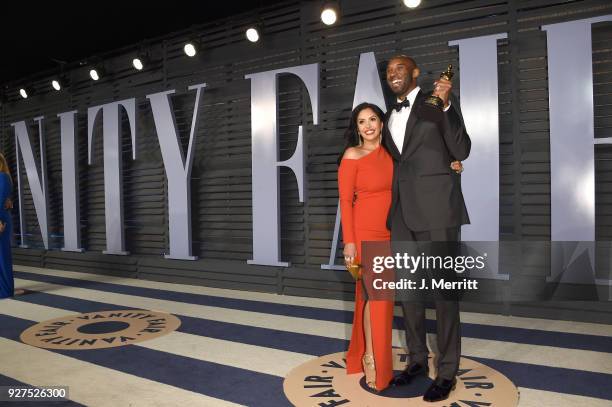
[0,1,286,84]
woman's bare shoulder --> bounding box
[342,147,364,160]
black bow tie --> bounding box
[392,99,410,112]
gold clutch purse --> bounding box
[346,261,362,281]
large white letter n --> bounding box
[12,117,50,249]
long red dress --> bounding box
[338,145,394,390]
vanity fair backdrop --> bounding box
[1,0,611,322]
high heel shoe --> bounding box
[362,353,378,392]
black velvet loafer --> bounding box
[389,362,429,387]
[423,377,457,402]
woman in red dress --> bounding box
[338,103,463,392]
[338,103,394,391]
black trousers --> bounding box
[390,203,461,380]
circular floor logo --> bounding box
[284,348,519,406]
[20,310,181,350]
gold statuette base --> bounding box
[423,94,445,111]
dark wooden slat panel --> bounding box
[0,0,610,323]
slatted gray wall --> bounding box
[1,0,611,322]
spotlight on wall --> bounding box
[132,57,144,70]
[403,0,422,8]
[184,42,198,57]
[19,87,30,99]
[50,59,69,92]
[88,63,106,81]
[246,26,260,43]
[89,61,106,81]
[321,3,339,26]
[89,68,101,81]
[132,47,151,71]
[51,76,69,92]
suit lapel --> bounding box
[400,90,425,160]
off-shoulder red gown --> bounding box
[338,145,394,390]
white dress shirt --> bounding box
[388,86,452,154]
[388,86,421,154]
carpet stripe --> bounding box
[9,290,347,355]
[0,314,288,407]
[14,277,350,340]
[517,387,612,407]
[20,266,612,338]
[471,356,612,401]
[9,271,612,403]
[0,335,244,407]
[14,270,612,353]
[0,298,313,377]
[12,280,612,377]
[12,281,350,355]
[6,286,612,401]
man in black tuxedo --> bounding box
[382,55,471,402]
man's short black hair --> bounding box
[389,54,417,67]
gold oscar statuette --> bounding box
[423,64,454,111]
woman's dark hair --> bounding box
[337,102,385,165]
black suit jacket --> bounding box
[383,90,471,232]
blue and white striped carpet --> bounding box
[1,265,611,406]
